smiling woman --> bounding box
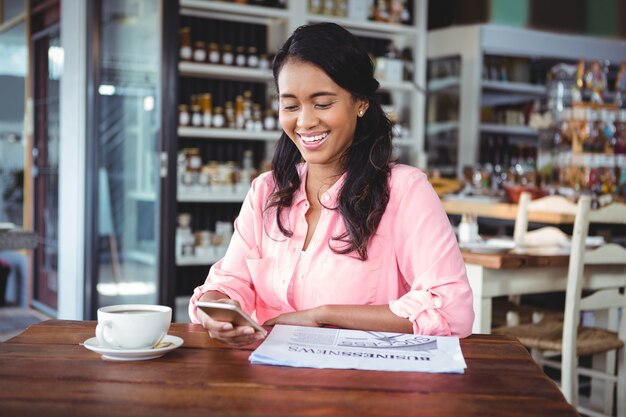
[189,23,474,346]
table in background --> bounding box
[0,320,576,417]
[462,250,626,334]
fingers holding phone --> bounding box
[196,300,266,346]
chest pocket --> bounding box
[316,255,382,305]
[245,247,281,309]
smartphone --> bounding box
[196,301,267,336]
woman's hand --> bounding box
[197,298,265,346]
[263,306,324,328]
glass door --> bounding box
[31,20,61,314]
[88,0,164,315]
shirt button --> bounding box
[323,194,330,202]
[324,210,329,215]
[434,298,442,308]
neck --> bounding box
[305,164,343,206]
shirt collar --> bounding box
[294,163,346,208]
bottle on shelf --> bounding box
[208,43,221,64]
[200,93,212,128]
[221,44,234,66]
[212,106,225,128]
[235,95,245,129]
[178,104,190,127]
[259,54,270,70]
[179,27,192,61]
[190,105,202,127]
[235,46,247,67]
[193,41,207,63]
[225,101,236,128]
[264,109,277,131]
[252,104,264,131]
[247,46,259,68]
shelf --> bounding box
[481,80,546,95]
[178,62,273,82]
[176,245,227,266]
[428,77,460,93]
[305,14,416,37]
[178,127,280,141]
[180,0,290,20]
[426,121,459,136]
[480,123,538,136]
[178,188,248,203]
[176,256,218,266]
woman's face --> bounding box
[277,59,368,174]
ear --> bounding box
[357,100,370,117]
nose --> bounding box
[296,106,318,130]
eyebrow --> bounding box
[279,91,338,99]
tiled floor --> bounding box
[0,306,51,342]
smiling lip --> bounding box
[297,131,329,150]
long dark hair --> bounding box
[266,22,393,260]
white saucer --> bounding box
[461,239,516,254]
[81,335,184,361]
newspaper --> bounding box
[249,325,467,373]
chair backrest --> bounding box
[560,195,626,402]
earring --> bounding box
[359,111,363,116]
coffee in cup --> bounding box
[95,304,171,349]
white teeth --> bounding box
[300,132,328,143]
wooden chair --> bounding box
[495,195,626,417]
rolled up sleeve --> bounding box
[388,171,474,337]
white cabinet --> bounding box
[174,0,428,270]
[426,24,626,178]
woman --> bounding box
[189,22,473,345]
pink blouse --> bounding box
[189,164,474,337]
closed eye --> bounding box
[315,103,333,109]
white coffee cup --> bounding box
[95,304,171,349]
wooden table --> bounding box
[0,320,576,417]
[443,198,626,225]
[463,249,626,333]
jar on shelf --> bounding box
[212,106,225,128]
[308,0,322,14]
[247,46,259,67]
[264,109,277,131]
[235,46,247,67]
[334,0,348,17]
[190,105,202,127]
[222,44,234,65]
[259,54,270,70]
[321,0,335,15]
[199,93,213,128]
[243,90,253,121]
[177,212,192,229]
[179,27,192,61]
[225,101,236,128]
[193,41,207,63]
[208,42,221,64]
[178,104,190,127]
[184,148,203,174]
